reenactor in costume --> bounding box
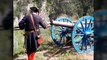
[19,7,48,60]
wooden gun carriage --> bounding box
[48,16,94,53]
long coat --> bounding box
[19,13,46,54]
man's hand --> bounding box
[46,23,51,28]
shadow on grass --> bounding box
[37,40,77,59]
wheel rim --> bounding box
[51,17,73,46]
[72,16,94,53]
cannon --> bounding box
[48,16,94,53]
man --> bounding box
[19,7,47,60]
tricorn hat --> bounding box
[30,7,39,13]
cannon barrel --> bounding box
[47,20,93,28]
[47,21,75,28]
[49,16,94,53]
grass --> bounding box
[13,29,25,56]
[14,28,93,60]
[13,28,52,56]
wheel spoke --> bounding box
[87,19,92,29]
[80,36,87,50]
[85,19,87,30]
[59,26,65,30]
[77,28,84,34]
[87,37,91,46]
[59,35,62,43]
[74,30,84,36]
[90,31,94,37]
[75,34,84,36]
[85,36,88,50]
[81,40,84,50]
[58,26,63,30]
[90,25,94,30]
[63,19,64,22]
[67,20,68,22]
[78,40,82,46]
[78,36,90,51]
[80,22,85,32]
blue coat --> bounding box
[19,13,46,54]
[19,14,46,31]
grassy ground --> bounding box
[13,28,52,56]
[14,29,25,56]
[14,28,93,60]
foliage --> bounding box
[33,0,43,9]
[14,30,25,56]
[46,0,93,19]
[14,0,93,20]
[14,0,29,19]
